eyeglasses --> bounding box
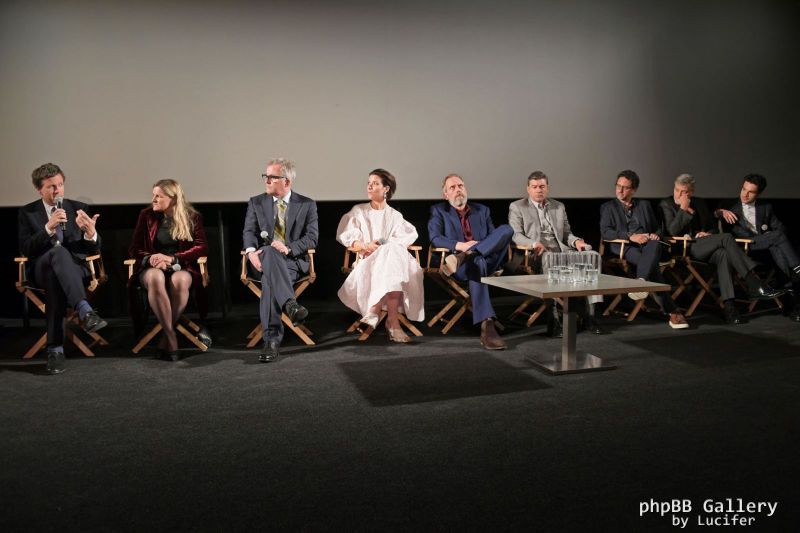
[261,174,287,182]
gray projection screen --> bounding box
[1,0,798,206]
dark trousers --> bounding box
[751,230,799,277]
[689,233,756,301]
[614,240,665,281]
[453,224,514,324]
[32,245,90,348]
[614,240,676,313]
[256,246,303,344]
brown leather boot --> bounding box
[480,319,506,350]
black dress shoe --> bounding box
[259,340,279,363]
[46,350,66,374]
[748,284,786,301]
[159,349,180,362]
[283,299,308,325]
[724,305,743,325]
[583,317,608,335]
[81,310,108,333]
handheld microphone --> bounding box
[260,230,272,244]
[55,196,66,230]
[167,263,182,273]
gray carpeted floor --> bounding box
[1,300,799,532]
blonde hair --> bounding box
[152,179,197,241]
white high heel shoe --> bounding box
[360,313,380,329]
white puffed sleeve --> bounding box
[387,210,419,247]
[336,205,366,247]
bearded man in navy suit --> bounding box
[17,163,108,374]
[243,158,319,362]
[428,173,513,350]
[717,173,800,321]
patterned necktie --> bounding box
[51,206,64,243]
[274,199,287,243]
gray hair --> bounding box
[268,158,296,182]
[675,173,695,187]
[442,173,464,192]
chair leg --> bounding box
[246,324,262,347]
[525,302,548,327]
[65,329,95,357]
[133,323,162,354]
[428,298,457,328]
[441,303,468,334]
[280,313,315,346]
[24,334,48,359]
[176,323,208,351]
[603,294,623,317]
[398,314,423,337]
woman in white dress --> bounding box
[336,169,424,343]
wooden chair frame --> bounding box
[506,245,549,327]
[730,237,783,314]
[425,247,504,334]
[125,257,211,354]
[666,236,724,316]
[599,239,674,322]
[240,249,316,347]
[15,254,109,358]
[340,245,424,341]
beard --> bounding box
[448,193,467,209]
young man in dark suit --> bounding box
[18,163,107,374]
[428,173,514,350]
[717,173,800,321]
[243,158,319,362]
[599,170,688,329]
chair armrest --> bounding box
[124,258,136,280]
[426,247,450,271]
[601,239,629,259]
[735,238,753,254]
[15,256,29,287]
[307,249,316,279]
[197,256,209,287]
[668,235,692,257]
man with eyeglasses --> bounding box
[599,170,689,329]
[243,158,319,362]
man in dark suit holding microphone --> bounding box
[17,163,107,374]
[243,158,319,362]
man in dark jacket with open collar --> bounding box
[243,158,319,362]
[599,169,688,329]
[17,163,107,374]
[717,173,800,321]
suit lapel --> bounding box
[445,205,464,240]
[286,193,301,238]
[756,203,765,233]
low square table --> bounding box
[481,274,670,375]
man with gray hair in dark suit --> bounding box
[243,158,319,362]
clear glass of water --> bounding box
[547,266,560,283]
[559,266,573,283]
[573,263,587,283]
[585,268,599,284]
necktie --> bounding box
[274,199,286,243]
[51,206,64,243]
